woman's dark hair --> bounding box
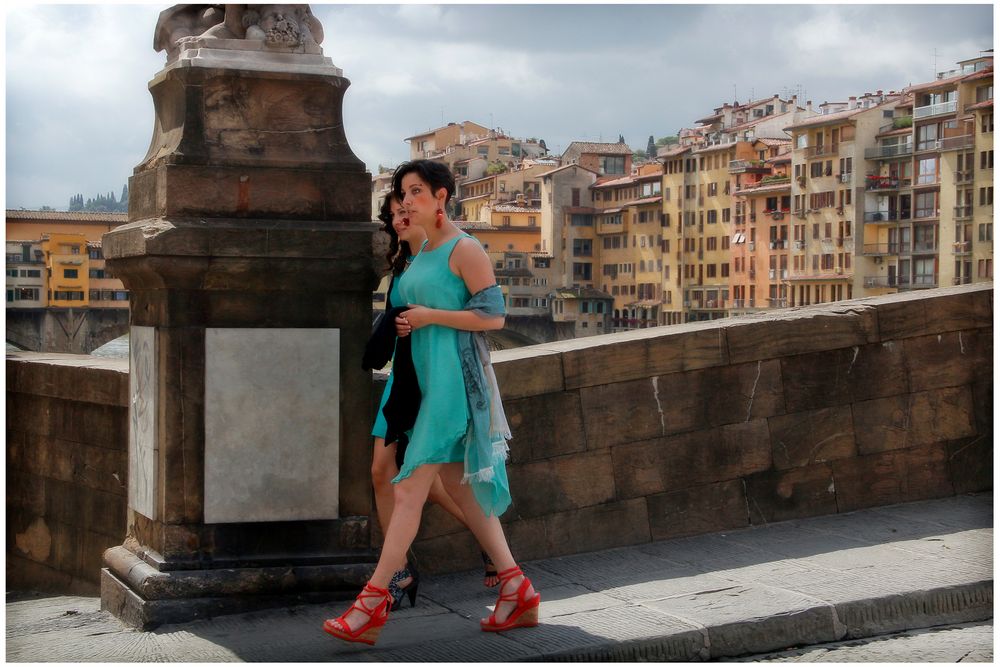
[377,193,411,276]
[392,160,455,205]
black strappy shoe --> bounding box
[388,562,420,611]
[481,550,499,588]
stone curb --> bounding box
[525,580,994,662]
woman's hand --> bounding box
[395,306,435,337]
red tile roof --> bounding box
[6,209,127,223]
[563,141,633,156]
[966,99,994,111]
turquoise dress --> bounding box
[392,234,473,483]
[371,273,405,440]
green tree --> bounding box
[646,135,656,157]
[655,135,679,147]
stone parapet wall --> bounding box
[409,283,993,573]
[7,354,129,593]
[6,284,993,589]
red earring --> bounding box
[436,208,444,228]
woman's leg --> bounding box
[370,437,397,536]
[427,475,467,523]
[338,462,441,630]
[437,462,536,624]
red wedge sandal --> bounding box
[480,565,540,632]
[323,582,392,645]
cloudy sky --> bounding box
[4,3,993,210]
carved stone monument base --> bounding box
[101,44,379,628]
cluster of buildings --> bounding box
[5,210,129,310]
[373,52,994,337]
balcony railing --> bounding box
[864,144,913,160]
[729,160,771,174]
[767,298,789,308]
[865,176,902,191]
[863,210,911,223]
[913,99,957,119]
[955,205,974,219]
[953,241,972,255]
[910,274,938,287]
[863,243,903,255]
[863,275,900,288]
[912,241,939,254]
[953,276,972,285]
[805,145,836,159]
[939,135,975,151]
[955,170,975,184]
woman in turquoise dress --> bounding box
[325,161,539,645]
[369,194,498,611]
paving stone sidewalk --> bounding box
[7,493,993,662]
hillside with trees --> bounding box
[68,183,129,212]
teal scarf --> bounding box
[457,285,512,517]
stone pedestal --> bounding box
[100,44,379,628]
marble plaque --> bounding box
[204,328,340,523]
[128,326,158,520]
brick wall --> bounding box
[6,284,993,589]
[7,354,129,593]
[409,284,993,573]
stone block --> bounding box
[8,468,46,516]
[507,451,616,519]
[561,323,727,389]
[579,376,664,449]
[504,391,585,463]
[947,436,993,494]
[492,347,565,399]
[541,498,650,557]
[853,387,977,456]
[612,420,771,498]
[875,285,992,341]
[904,329,991,393]
[780,344,903,413]
[768,405,857,470]
[647,478,748,541]
[832,443,954,512]
[745,464,838,524]
[726,301,878,363]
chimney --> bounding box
[848,96,857,110]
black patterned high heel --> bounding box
[481,550,499,588]
[388,562,420,611]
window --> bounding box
[978,259,993,278]
[63,268,78,279]
[601,156,625,175]
[571,188,580,206]
[916,123,938,151]
[570,214,593,226]
[981,151,994,169]
[502,216,511,225]
[982,114,994,134]
[573,239,592,257]
[980,187,994,206]
[979,223,993,241]
[572,262,592,280]
[915,191,937,218]
[917,157,938,184]
[528,216,536,226]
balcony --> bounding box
[953,241,972,255]
[805,145,836,159]
[767,298,789,308]
[955,170,975,184]
[864,144,913,160]
[912,241,939,254]
[909,274,938,288]
[953,276,972,285]
[865,175,904,191]
[863,275,898,288]
[863,210,910,223]
[939,135,975,151]
[954,205,974,220]
[913,99,957,119]
[729,159,771,174]
[863,243,903,255]
[839,172,853,184]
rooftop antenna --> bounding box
[932,47,940,77]
[733,83,737,103]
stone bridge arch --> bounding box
[5,308,130,354]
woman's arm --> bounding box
[396,237,504,336]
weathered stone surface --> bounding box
[542,499,650,557]
[507,451,616,519]
[492,347,564,399]
[833,444,954,512]
[6,356,128,406]
[504,391,585,463]
[853,387,977,456]
[903,329,991,393]
[873,284,992,341]
[579,376,664,449]
[780,343,907,413]
[560,322,727,389]
[768,405,857,470]
[745,463,838,524]
[647,479,748,541]
[612,420,772,498]
[946,436,993,494]
[726,302,879,363]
